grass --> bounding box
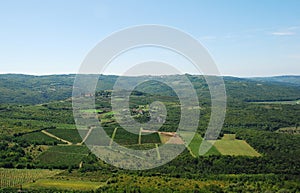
[0,168,60,188]
[187,133,203,157]
[179,132,220,157]
[80,109,103,113]
[222,134,236,140]
[23,179,102,191]
[212,134,261,156]
[46,129,88,144]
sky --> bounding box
[0,0,300,77]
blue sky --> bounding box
[0,0,299,77]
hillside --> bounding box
[249,75,300,86]
[0,74,299,104]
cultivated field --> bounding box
[46,129,88,144]
[212,134,261,156]
[0,169,60,188]
[17,131,65,145]
[36,146,90,168]
[23,179,103,191]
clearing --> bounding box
[212,134,261,156]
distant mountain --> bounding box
[0,74,299,104]
[249,75,300,86]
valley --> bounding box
[0,74,299,192]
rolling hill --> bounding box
[0,74,299,104]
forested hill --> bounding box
[249,75,300,86]
[0,74,75,104]
[0,74,299,104]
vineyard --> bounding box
[0,168,60,188]
[46,129,88,144]
[36,146,90,168]
[16,131,65,145]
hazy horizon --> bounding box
[0,72,299,78]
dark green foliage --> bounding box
[15,131,64,145]
[46,129,87,144]
[113,127,139,145]
[36,146,90,169]
[141,133,161,144]
[224,102,300,131]
[250,75,300,86]
[0,74,74,105]
[0,142,31,168]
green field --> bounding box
[100,111,115,123]
[23,179,103,191]
[113,127,139,145]
[222,134,236,140]
[16,131,65,145]
[183,133,202,157]
[0,168,60,188]
[212,134,261,156]
[179,132,221,157]
[46,129,88,144]
[80,109,103,113]
[179,133,259,157]
[36,146,90,168]
[141,132,161,144]
[112,127,162,145]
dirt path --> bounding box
[78,127,95,145]
[138,128,142,145]
[109,127,118,146]
[159,132,185,144]
[155,144,161,160]
[41,130,73,145]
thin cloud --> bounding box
[271,31,295,36]
[270,25,299,36]
[287,26,300,30]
